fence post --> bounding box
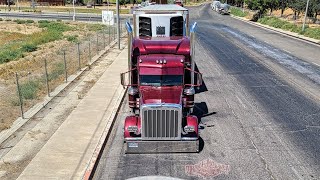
[44,59,50,97]
[89,39,92,63]
[120,20,122,35]
[96,33,99,54]
[63,50,67,82]
[113,25,115,40]
[15,73,24,119]
[103,30,106,48]
[77,42,81,70]
[108,25,111,45]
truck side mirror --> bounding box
[184,68,202,87]
[120,73,126,86]
[120,69,138,87]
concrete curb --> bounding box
[0,39,118,146]
[230,15,320,46]
[83,86,127,180]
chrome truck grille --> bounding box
[141,104,181,140]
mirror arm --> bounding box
[123,67,137,74]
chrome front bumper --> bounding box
[125,140,199,154]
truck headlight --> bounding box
[128,87,138,95]
[128,126,139,134]
[184,87,195,95]
[184,126,195,133]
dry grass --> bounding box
[0,21,42,36]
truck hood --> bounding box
[133,37,190,57]
[140,86,183,104]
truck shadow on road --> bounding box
[193,102,216,124]
[193,102,216,152]
[195,63,208,94]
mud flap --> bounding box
[125,140,199,154]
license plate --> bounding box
[128,142,138,148]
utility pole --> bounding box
[17,0,20,11]
[302,0,310,31]
[243,0,245,13]
[31,0,35,11]
[73,0,76,21]
[116,0,120,49]
[7,0,11,11]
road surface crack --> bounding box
[225,98,277,180]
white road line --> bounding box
[311,62,320,67]
[236,95,247,109]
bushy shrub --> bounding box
[65,35,79,43]
[304,28,320,39]
[87,24,106,31]
[26,20,34,24]
[0,50,23,64]
[38,21,73,33]
[21,43,37,52]
[230,7,248,17]
[258,16,320,40]
[14,19,27,24]
[20,80,41,100]
[281,23,296,31]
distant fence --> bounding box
[37,0,65,6]
[0,20,126,131]
[0,0,65,6]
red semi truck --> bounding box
[121,5,202,153]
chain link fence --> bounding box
[0,20,127,131]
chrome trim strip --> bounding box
[181,137,198,140]
[125,137,142,141]
[125,137,198,141]
[140,103,182,109]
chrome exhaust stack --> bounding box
[190,22,197,86]
[125,21,133,84]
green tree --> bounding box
[279,0,288,16]
[266,0,280,15]
[288,0,306,20]
[310,0,320,21]
[119,0,130,6]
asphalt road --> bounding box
[93,4,320,180]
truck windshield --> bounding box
[140,75,183,86]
